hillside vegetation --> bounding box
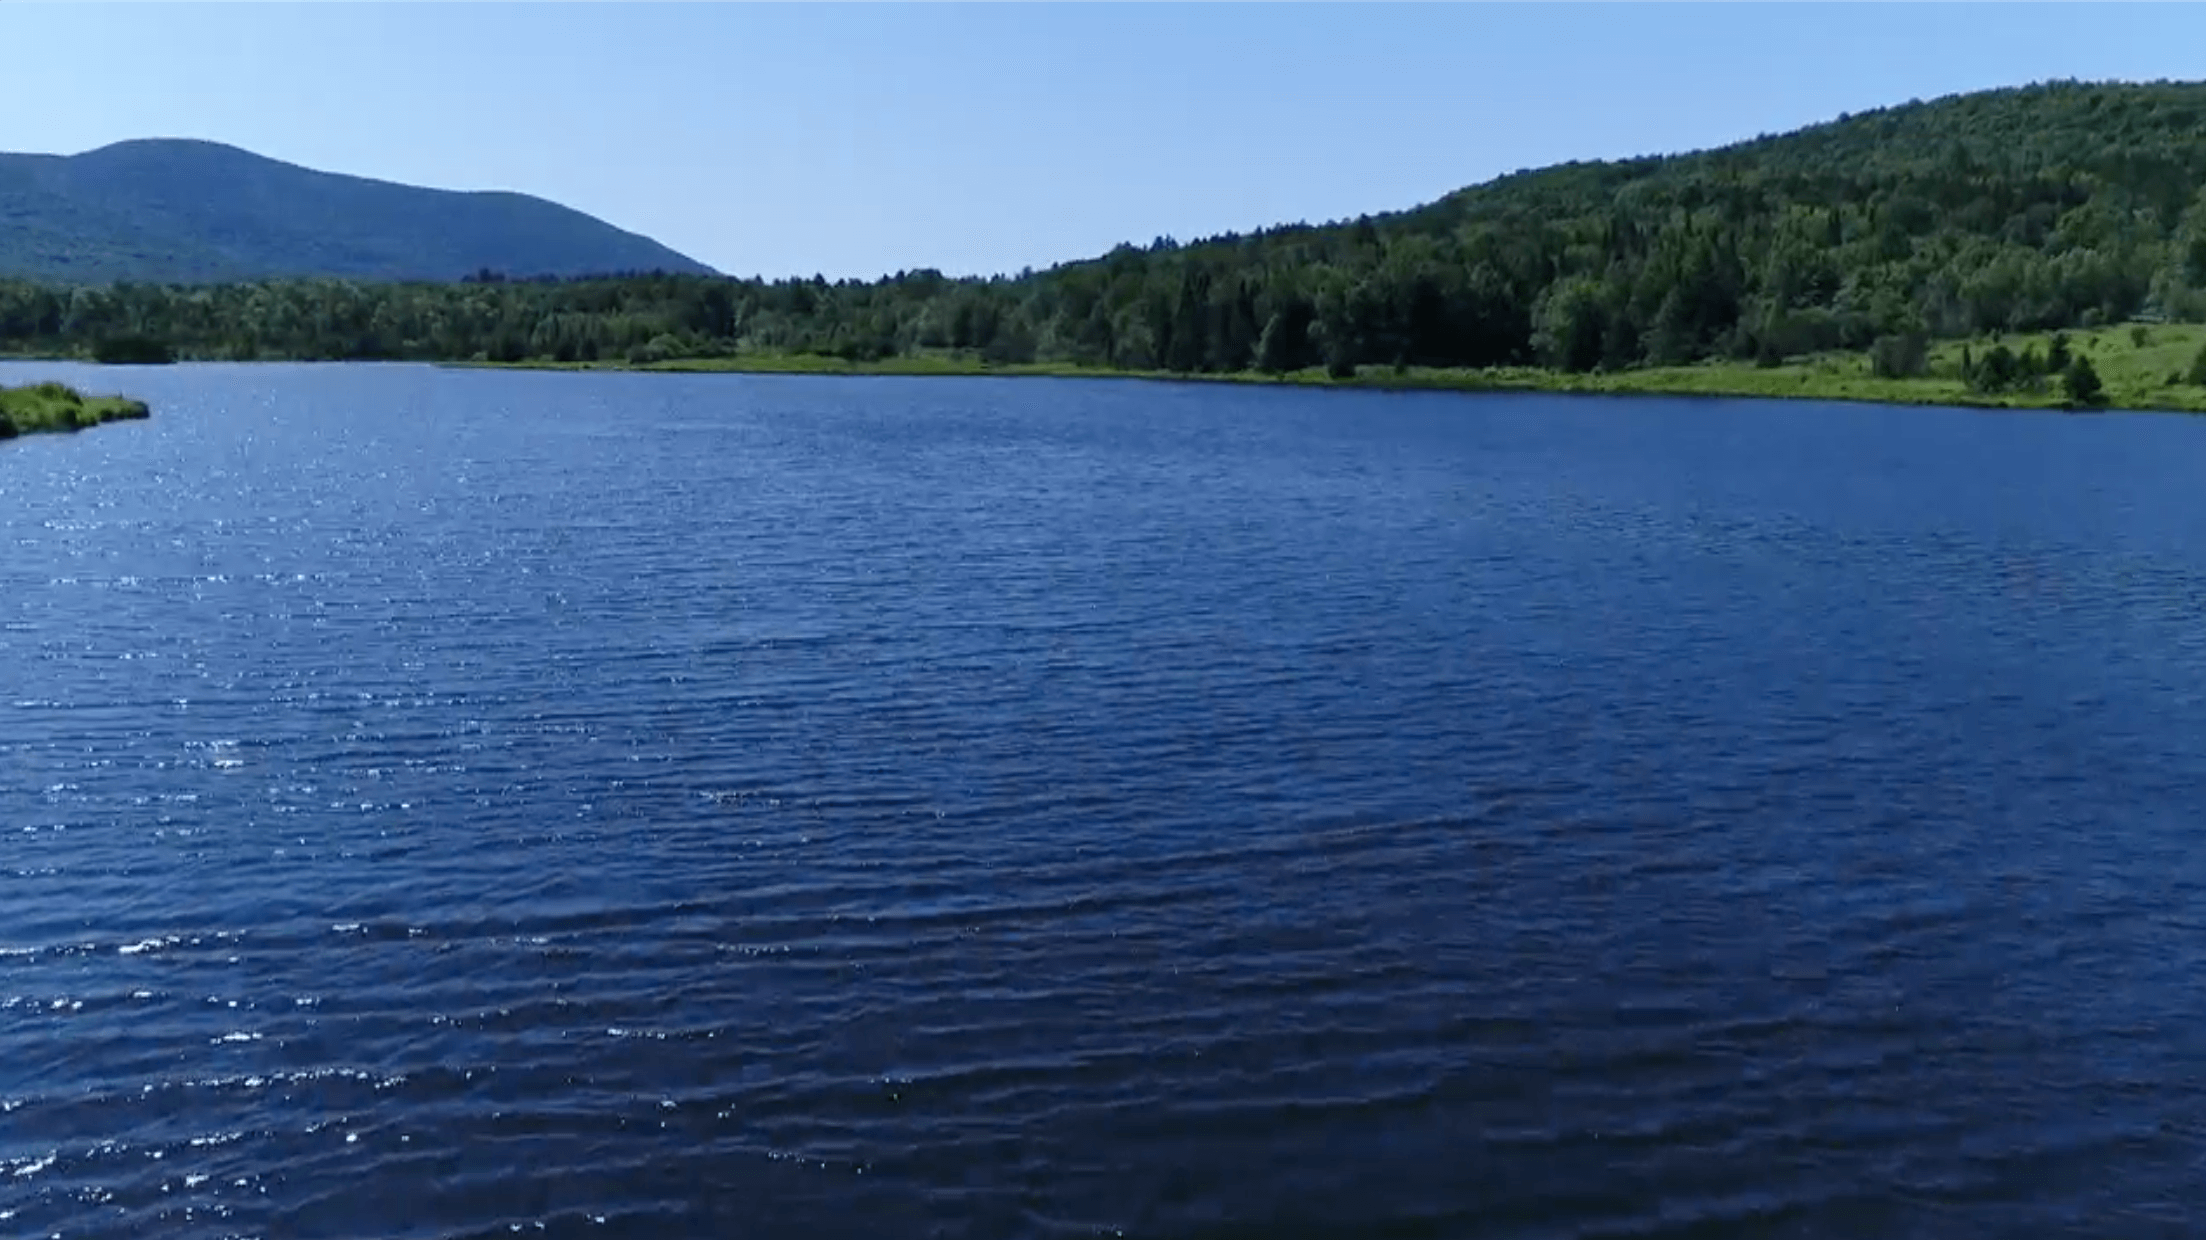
[0,139,714,284]
[461,321,2189,414]
[4,81,2206,396]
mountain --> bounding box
[0,139,714,284]
[5,81,2206,375]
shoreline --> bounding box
[10,319,2203,416]
[444,349,2194,416]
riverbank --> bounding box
[0,382,151,439]
[459,322,2206,414]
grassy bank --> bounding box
[459,322,2206,414]
[0,382,152,440]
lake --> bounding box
[6,363,2206,1239]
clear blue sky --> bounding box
[4,4,2204,281]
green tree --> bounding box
[982,318,1037,366]
[1970,344,2020,393]
[2063,354,2105,405]
[1254,309,1304,373]
[1533,277,1608,372]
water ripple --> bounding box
[6,366,2206,1237]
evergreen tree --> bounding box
[2063,354,2105,405]
[1971,344,2021,393]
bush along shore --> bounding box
[0,382,151,440]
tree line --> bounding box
[7,81,2206,377]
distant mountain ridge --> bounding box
[0,138,714,284]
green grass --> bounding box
[1568,321,2206,413]
[0,381,152,440]
[454,325,2206,413]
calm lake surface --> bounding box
[7,363,2206,1239]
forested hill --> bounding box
[6,80,2206,373]
[0,139,714,284]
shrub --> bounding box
[1869,332,1928,378]
[626,334,686,365]
[981,324,1037,366]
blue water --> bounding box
[6,363,2206,1239]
